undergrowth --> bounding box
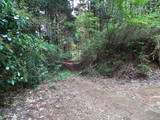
[49,70,78,89]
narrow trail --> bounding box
[2,75,160,120]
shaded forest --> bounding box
[0,0,160,99]
[1,0,160,119]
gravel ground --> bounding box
[1,76,160,120]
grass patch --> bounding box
[49,70,79,89]
[53,70,76,81]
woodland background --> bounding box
[0,0,160,91]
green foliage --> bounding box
[44,43,62,70]
[97,64,115,76]
[24,0,73,19]
[1,0,159,87]
[137,52,152,71]
[0,0,62,90]
[0,0,29,34]
[52,70,75,81]
[138,63,152,72]
[75,12,99,37]
[82,33,105,58]
[49,70,76,90]
[73,12,100,61]
[71,0,160,75]
[97,60,124,76]
[0,34,45,86]
[128,14,160,26]
[153,35,160,64]
[49,83,57,89]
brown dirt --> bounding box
[62,61,83,71]
[1,76,160,120]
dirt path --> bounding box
[2,76,160,120]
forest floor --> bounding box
[1,61,160,120]
[1,74,160,120]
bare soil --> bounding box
[1,75,160,120]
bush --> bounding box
[74,0,160,75]
[0,0,62,91]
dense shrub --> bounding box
[70,0,160,76]
[0,0,61,90]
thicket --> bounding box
[71,0,160,76]
[0,0,63,91]
[0,0,160,90]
